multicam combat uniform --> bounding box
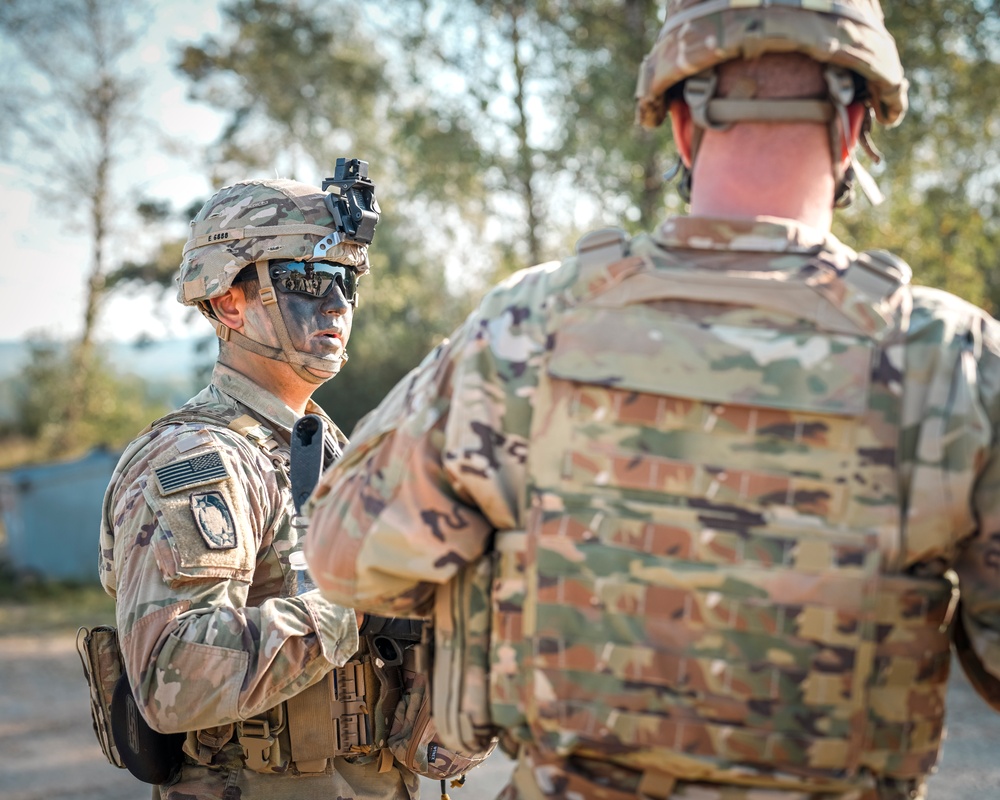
[99,363,419,800]
[305,216,1000,800]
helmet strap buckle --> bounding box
[259,286,277,306]
[823,66,885,208]
[683,70,732,133]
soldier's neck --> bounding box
[217,349,319,416]
[689,125,837,232]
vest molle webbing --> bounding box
[500,231,952,791]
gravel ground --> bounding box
[0,631,996,799]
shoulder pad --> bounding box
[845,249,913,307]
[858,249,913,285]
[576,228,628,272]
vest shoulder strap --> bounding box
[141,405,287,461]
[576,227,629,271]
[846,249,913,307]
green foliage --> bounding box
[177,0,387,182]
[107,237,185,292]
[3,338,169,462]
[0,0,992,462]
[122,0,1000,439]
[106,196,205,294]
[536,1,679,231]
[378,0,680,279]
[836,1,1000,311]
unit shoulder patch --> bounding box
[190,491,237,550]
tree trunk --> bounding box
[509,4,543,266]
[628,0,667,230]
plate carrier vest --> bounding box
[484,230,955,793]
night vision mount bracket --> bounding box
[321,157,381,245]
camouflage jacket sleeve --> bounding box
[901,286,1000,707]
[103,422,358,734]
[305,263,567,617]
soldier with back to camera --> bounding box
[305,4,1000,799]
[96,162,421,799]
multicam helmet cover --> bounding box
[178,178,369,308]
[636,0,908,129]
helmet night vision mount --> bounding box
[322,158,381,245]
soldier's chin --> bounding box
[302,355,341,380]
[304,364,337,380]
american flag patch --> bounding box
[154,451,228,495]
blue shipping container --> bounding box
[0,448,121,582]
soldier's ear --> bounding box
[838,102,867,170]
[209,287,248,332]
[668,99,694,168]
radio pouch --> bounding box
[387,639,497,780]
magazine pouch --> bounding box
[76,625,126,769]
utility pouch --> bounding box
[431,556,498,756]
[76,625,126,770]
[382,554,500,781]
[76,624,185,784]
[388,640,496,780]
[239,654,382,775]
[111,674,186,784]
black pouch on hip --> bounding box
[111,675,186,785]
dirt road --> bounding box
[1,631,997,799]
[0,630,512,800]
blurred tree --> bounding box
[392,0,572,269]
[4,338,169,462]
[397,0,994,308]
[833,1,1000,311]
[548,2,677,231]
[130,0,999,434]
[379,0,675,279]
[106,195,211,294]
[175,0,475,432]
[176,0,384,183]
[0,0,147,447]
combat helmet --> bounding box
[179,178,370,384]
[636,0,908,205]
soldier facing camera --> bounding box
[91,172,421,799]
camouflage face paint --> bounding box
[274,279,354,364]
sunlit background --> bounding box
[2,0,999,460]
[1,1,225,342]
[1,2,999,797]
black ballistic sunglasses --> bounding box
[268,260,359,302]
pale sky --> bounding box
[0,0,229,343]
